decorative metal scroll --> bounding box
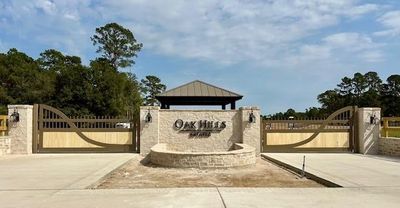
[262,106,356,149]
[38,104,134,148]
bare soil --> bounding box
[95,157,323,188]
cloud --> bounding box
[0,0,395,114]
[0,0,385,67]
[283,32,384,67]
[35,0,57,15]
[359,50,384,62]
[324,33,376,51]
[375,10,400,37]
[346,3,380,18]
[324,33,384,62]
[92,0,382,67]
[0,0,95,58]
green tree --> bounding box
[120,73,142,119]
[317,90,344,114]
[37,50,143,117]
[38,49,92,116]
[305,107,324,118]
[140,75,166,106]
[265,71,397,118]
[285,109,296,117]
[91,23,143,69]
[0,21,145,118]
[381,75,400,116]
[318,71,383,115]
[89,58,142,117]
[361,71,382,107]
[351,72,367,104]
[0,49,54,113]
[337,76,353,105]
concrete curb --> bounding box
[86,155,136,189]
[261,154,341,188]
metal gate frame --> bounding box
[32,104,140,153]
[261,106,359,153]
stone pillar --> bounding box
[140,106,160,156]
[7,105,33,154]
[240,106,261,155]
[358,107,381,155]
[0,137,11,155]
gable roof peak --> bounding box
[156,80,242,98]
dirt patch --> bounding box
[95,157,323,188]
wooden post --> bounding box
[0,115,7,136]
[32,104,39,153]
[231,102,236,110]
[38,105,44,152]
[260,119,265,152]
[384,119,389,138]
[222,105,226,110]
[352,106,359,153]
[136,120,140,153]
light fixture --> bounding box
[10,109,20,122]
[249,110,256,123]
[145,110,152,123]
[370,114,378,125]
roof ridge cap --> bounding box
[156,80,243,97]
[196,80,243,97]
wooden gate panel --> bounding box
[42,132,132,148]
[262,106,357,152]
[265,132,349,147]
[34,104,138,153]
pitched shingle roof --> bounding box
[157,80,242,97]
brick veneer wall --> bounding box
[379,137,400,157]
[150,143,256,168]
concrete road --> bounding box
[0,189,224,208]
[1,153,400,207]
[2,187,400,208]
[262,153,400,187]
[0,153,135,190]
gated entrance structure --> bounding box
[33,104,139,153]
[262,106,358,153]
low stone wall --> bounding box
[140,106,261,156]
[150,143,256,168]
[0,136,11,155]
[379,137,400,157]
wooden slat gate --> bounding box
[33,104,140,153]
[0,115,7,136]
[381,117,400,138]
[262,106,358,153]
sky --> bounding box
[1,0,400,114]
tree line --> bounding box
[266,71,400,119]
[0,23,165,118]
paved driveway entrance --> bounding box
[1,153,400,207]
[262,153,400,187]
[0,154,135,190]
